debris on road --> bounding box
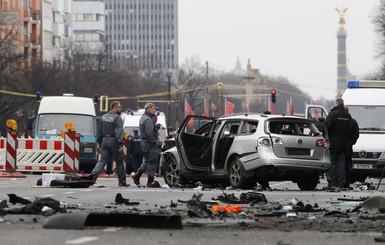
[7,193,32,205]
[43,212,183,230]
[4,197,65,215]
[115,193,139,205]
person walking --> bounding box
[344,105,360,188]
[127,129,143,173]
[325,98,352,191]
[87,101,129,187]
[132,103,160,187]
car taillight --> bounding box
[315,139,325,147]
[258,136,283,146]
[258,137,271,146]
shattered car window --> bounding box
[240,121,259,134]
[267,120,320,136]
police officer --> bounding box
[127,129,143,173]
[132,103,159,187]
[325,98,352,191]
[87,101,128,187]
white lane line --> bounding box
[62,192,76,194]
[65,236,99,244]
[270,181,291,187]
[39,194,57,197]
[79,189,95,192]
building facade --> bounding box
[104,0,178,69]
[71,0,105,53]
[41,0,71,64]
[0,0,41,67]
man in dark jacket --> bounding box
[127,129,143,173]
[87,101,128,187]
[325,98,352,191]
[344,105,360,188]
[132,103,160,187]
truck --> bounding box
[309,80,385,183]
[33,94,98,172]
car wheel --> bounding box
[297,174,319,191]
[162,158,181,187]
[228,157,257,189]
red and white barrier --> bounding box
[5,131,17,171]
[63,132,80,172]
[0,138,6,170]
[16,138,64,172]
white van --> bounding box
[121,109,168,140]
[309,80,385,182]
[342,80,385,182]
[34,95,98,172]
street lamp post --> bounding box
[166,72,172,129]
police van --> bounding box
[33,94,98,172]
[121,108,168,140]
[309,80,385,182]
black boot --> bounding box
[146,177,154,187]
[132,171,143,185]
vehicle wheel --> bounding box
[162,158,181,187]
[228,157,257,189]
[297,174,319,191]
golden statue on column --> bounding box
[335,7,348,26]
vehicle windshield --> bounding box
[124,126,167,139]
[348,105,385,130]
[37,114,95,136]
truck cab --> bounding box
[34,95,98,172]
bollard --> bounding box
[0,119,25,178]
[5,130,17,172]
[64,131,76,172]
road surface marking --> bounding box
[65,236,99,244]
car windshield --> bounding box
[348,105,385,130]
[37,114,95,136]
[124,126,167,139]
[267,119,320,136]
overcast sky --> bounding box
[179,0,381,100]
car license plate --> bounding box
[84,147,93,153]
[353,164,373,169]
[287,148,310,155]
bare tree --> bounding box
[372,0,385,79]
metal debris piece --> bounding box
[115,193,139,205]
[7,194,31,205]
[43,212,183,229]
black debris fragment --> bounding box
[147,181,161,188]
[170,200,177,208]
[214,191,267,205]
[7,194,32,205]
[180,194,211,218]
[6,197,65,215]
[0,199,8,208]
[115,193,139,205]
[240,192,268,205]
[44,212,183,229]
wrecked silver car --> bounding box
[161,114,330,190]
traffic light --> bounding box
[271,89,276,103]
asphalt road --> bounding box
[1,174,385,245]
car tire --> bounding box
[162,158,182,187]
[297,174,319,191]
[228,157,257,189]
